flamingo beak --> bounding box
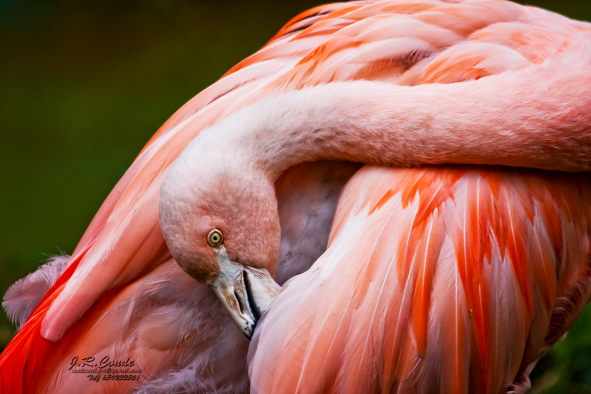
[210,245,281,339]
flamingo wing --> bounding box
[2,0,590,393]
[249,167,591,394]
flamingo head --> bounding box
[159,156,281,339]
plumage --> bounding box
[249,167,591,394]
[1,0,591,393]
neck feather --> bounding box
[185,43,591,182]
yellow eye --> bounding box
[207,229,224,247]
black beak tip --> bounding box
[244,322,256,340]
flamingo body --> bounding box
[1,1,590,393]
[250,167,591,394]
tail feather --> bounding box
[0,247,89,393]
[3,255,68,329]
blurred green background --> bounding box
[0,0,590,392]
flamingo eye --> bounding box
[207,229,224,247]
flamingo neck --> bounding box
[184,45,591,182]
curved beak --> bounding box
[210,246,281,339]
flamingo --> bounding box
[1,0,591,393]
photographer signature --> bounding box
[68,356,136,371]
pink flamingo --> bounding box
[2,1,591,393]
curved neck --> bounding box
[190,46,591,181]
